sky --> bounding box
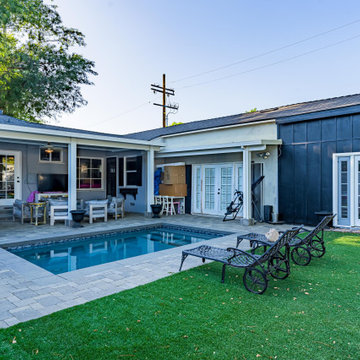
[52,0,360,135]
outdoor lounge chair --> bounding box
[287,214,336,266]
[179,227,301,294]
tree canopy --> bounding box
[0,0,97,122]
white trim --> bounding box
[156,140,281,158]
[333,152,360,227]
[332,155,338,227]
[0,150,22,205]
[0,130,162,152]
[0,124,161,147]
[350,156,355,227]
[333,151,360,157]
[160,119,277,139]
[355,156,360,226]
[242,149,252,220]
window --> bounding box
[39,148,63,163]
[118,156,142,187]
[77,158,103,189]
[0,155,15,199]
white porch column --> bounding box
[242,148,253,225]
[68,140,77,220]
[146,147,155,215]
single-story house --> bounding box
[1,93,360,227]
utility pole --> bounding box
[151,74,179,127]
[162,74,166,128]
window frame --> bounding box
[119,156,142,188]
[39,148,63,163]
[77,156,104,191]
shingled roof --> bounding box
[1,93,360,141]
[125,93,360,140]
[0,113,130,140]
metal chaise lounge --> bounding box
[287,214,336,266]
[179,228,301,294]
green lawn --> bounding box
[0,232,359,360]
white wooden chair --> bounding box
[159,196,176,216]
[85,200,108,224]
[49,200,68,226]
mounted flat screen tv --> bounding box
[37,174,68,192]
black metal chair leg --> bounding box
[221,264,226,283]
[179,253,188,271]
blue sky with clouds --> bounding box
[53,0,360,134]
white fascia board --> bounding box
[0,125,162,150]
[157,139,282,155]
[160,119,276,139]
[156,147,265,158]
[155,142,282,158]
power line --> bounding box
[171,18,360,84]
[178,33,360,90]
[92,101,151,126]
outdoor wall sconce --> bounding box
[257,151,271,159]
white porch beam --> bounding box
[146,147,155,215]
[242,148,253,223]
[0,129,162,151]
[68,140,77,220]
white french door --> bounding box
[334,154,360,227]
[203,166,217,215]
[0,151,22,206]
[219,166,233,213]
[193,163,241,216]
[355,156,360,227]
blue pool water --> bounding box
[8,225,229,274]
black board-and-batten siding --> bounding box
[277,113,360,225]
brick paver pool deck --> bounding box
[0,214,294,328]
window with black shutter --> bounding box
[119,156,142,187]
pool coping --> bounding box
[0,216,295,328]
[2,223,233,251]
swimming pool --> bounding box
[7,225,230,274]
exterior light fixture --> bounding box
[257,151,271,159]
[44,142,54,154]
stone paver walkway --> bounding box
[0,214,294,328]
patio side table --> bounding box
[29,202,47,226]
